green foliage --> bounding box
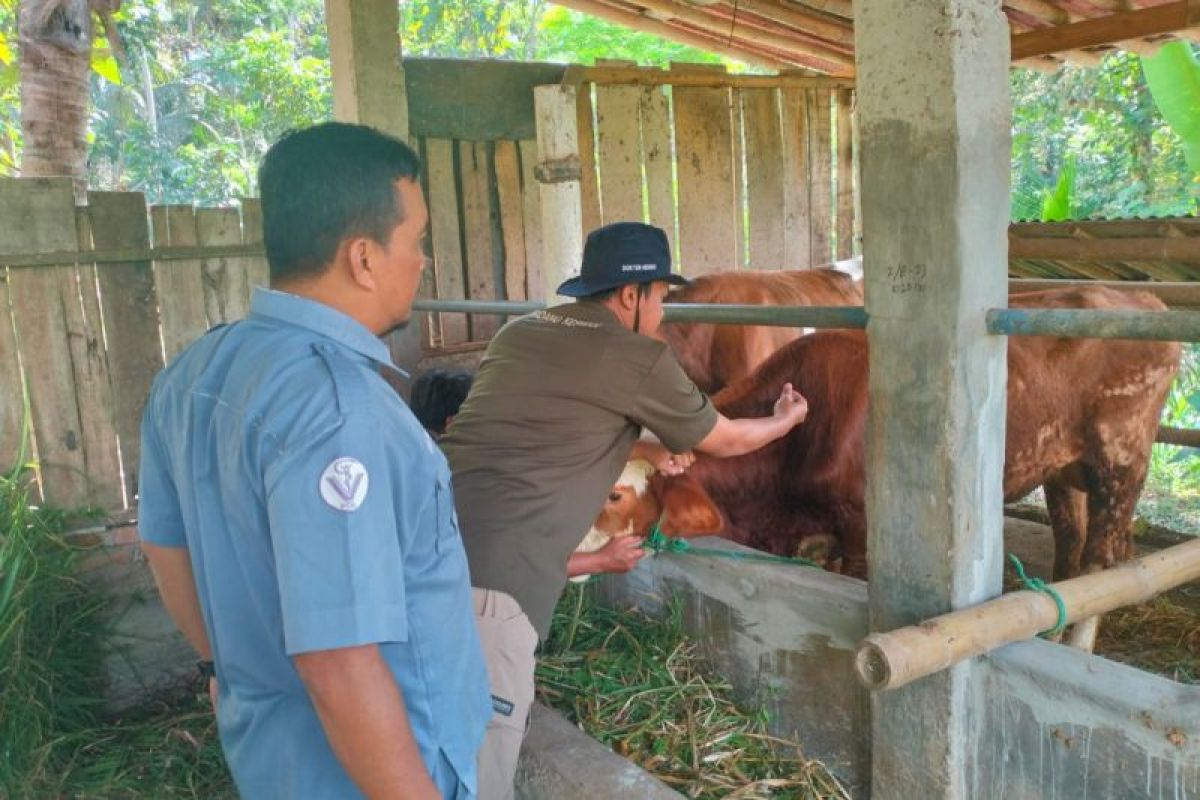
[535,7,727,69]
[0,460,107,791]
[86,0,332,204]
[0,0,19,176]
[1141,42,1200,175]
[1039,154,1076,221]
[1011,50,1199,221]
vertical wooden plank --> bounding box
[240,198,270,296]
[535,84,585,302]
[68,208,124,508]
[781,88,812,268]
[733,90,748,269]
[742,88,787,269]
[0,265,22,470]
[425,139,468,346]
[595,84,645,224]
[836,89,856,259]
[495,140,528,302]
[808,89,834,266]
[88,191,164,505]
[577,84,602,236]
[639,86,676,258]
[518,139,545,303]
[195,208,244,324]
[410,136,437,353]
[673,85,738,276]
[2,178,89,505]
[151,205,210,361]
[459,140,501,340]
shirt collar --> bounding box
[249,287,405,374]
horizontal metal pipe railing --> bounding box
[415,299,1200,342]
[987,308,1200,343]
[412,298,869,329]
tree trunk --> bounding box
[18,0,94,196]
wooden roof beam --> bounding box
[626,0,856,71]
[786,0,854,19]
[713,0,855,46]
[1011,0,1200,58]
[551,0,796,70]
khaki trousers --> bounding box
[472,588,538,800]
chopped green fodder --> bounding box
[537,583,851,799]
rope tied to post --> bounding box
[1007,554,1069,638]
[643,522,822,569]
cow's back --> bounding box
[662,268,864,393]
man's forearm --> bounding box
[295,645,439,800]
[567,549,608,577]
[142,541,212,659]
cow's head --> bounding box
[578,460,723,558]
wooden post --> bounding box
[324,0,424,369]
[534,85,585,303]
[857,0,1011,796]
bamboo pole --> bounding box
[855,537,1200,692]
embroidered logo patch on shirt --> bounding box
[320,457,369,512]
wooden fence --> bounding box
[415,61,857,351]
[0,178,274,511]
[0,62,856,511]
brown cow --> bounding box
[662,267,863,394]
[593,286,1180,595]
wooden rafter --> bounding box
[623,0,855,70]
[1011,0,1200,59]
[551,0,795,69]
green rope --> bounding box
[643,522,822,569]
[1007,554,1069,638]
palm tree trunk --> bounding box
[18,0,93,196]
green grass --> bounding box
[1,436,233,798]
[0,462,108,794]
[537,583,850,799]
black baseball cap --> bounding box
[556,221,689,298]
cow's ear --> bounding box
[656,473,722,537]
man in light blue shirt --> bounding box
[139,122,490,799]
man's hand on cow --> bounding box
[639,441,694,476]
[595,535,648,573]
[773,382,808,427]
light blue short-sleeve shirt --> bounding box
[139,288,491,799]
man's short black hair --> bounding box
[410,368,475,436]
[258,122,421,283]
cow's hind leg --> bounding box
[1044,476,1087,583]
[1068,463,1147,652]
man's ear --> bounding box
[345,238,377,291]
[654,473,723,537]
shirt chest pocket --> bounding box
[432,470,462,555]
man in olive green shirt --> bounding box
[441,222,808,799]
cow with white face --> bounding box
[571,459,724,582]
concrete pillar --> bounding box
[324,0,409,140]
[856,1,1010,796]
[534,85,585,302]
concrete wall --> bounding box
[74,524,195,710]
[597,538,873,793]
[601,537,1200,799]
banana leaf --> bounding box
[1141,42,1200,175]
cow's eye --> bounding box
[608,492,622,503]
